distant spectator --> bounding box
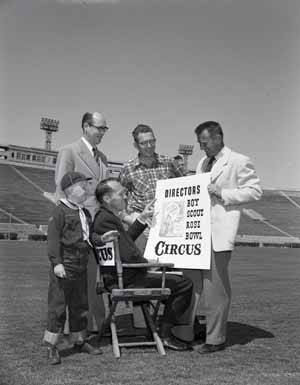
[174,154,187,175]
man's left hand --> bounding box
[207,183,222,199]
[138,199,156,224]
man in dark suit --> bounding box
[92,177,194,351]
[55,112,109,333]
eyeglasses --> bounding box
[138,139,156,147]
[89,125,109,131]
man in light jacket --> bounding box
[55,111,109,333]
[194,121,262,354]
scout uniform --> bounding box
[43,171,101,364]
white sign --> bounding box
[95,241,115,266]
[144,173,211,269]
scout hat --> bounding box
[60,171,92,191]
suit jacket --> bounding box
[196,146,262,252]
[55,138,108,217]
[92,205,148,285]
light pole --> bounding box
[178,144,194,172]
[40,117,59,151]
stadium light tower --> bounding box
[40,117,59,151]
[178,144,194,171]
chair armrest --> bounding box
[121,262,174,289]
[122,263,174,269]
[148,271,183,276]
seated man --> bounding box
[92,177,194,351]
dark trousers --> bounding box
[46,268,88,334]
[87,251,106,331]
[132,272,193,326]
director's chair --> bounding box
[94,239,174,358]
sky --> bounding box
[1,0,300,189]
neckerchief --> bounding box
[60,199,92,246]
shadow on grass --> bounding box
[193,319,274,347]
[58,320,274,356]
[226,321,274,347]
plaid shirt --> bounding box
[120,153,184,213]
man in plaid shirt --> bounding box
[120,124,195,335]
[119,124,184,241]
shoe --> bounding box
[47,346,61,365]
[74,342,103,355]
[171,325,194,343]
[195,343,226,354]
[161,336,191,351]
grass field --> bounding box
[0,241,299,385]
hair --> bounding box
[194,121,224,139]
[174,154,184,161]
[132,124,154,143]
[81,112,94,130]
[95,177,120,204]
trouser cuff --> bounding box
[43,330,60,346]
[71,330,87,344]
[206,336,226,345]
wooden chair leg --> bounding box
[141,304,166,356]
[101,300,121,358]
[110,315,120,358]
[152,300,161,326]
[98,300,117,339]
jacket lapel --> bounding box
[76,139,100,179]
[210,146,231,182]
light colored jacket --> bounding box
[196,146,262,251]
[55,139,108,218]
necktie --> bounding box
[204,156,215,173]
[93,147,101,163]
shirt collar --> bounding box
[214,145,225,161]
[81,136,94,155]
[60,198,80,210]
[133,153,162,168]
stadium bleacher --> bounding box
[14,165,55,193]
[0,223,43,236]
[0,164,55,226]
[239,190,300,239]
[0,210,19,223]
[0,162,299,244]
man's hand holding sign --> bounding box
[207,183,222,200]
[137,199,156,225]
